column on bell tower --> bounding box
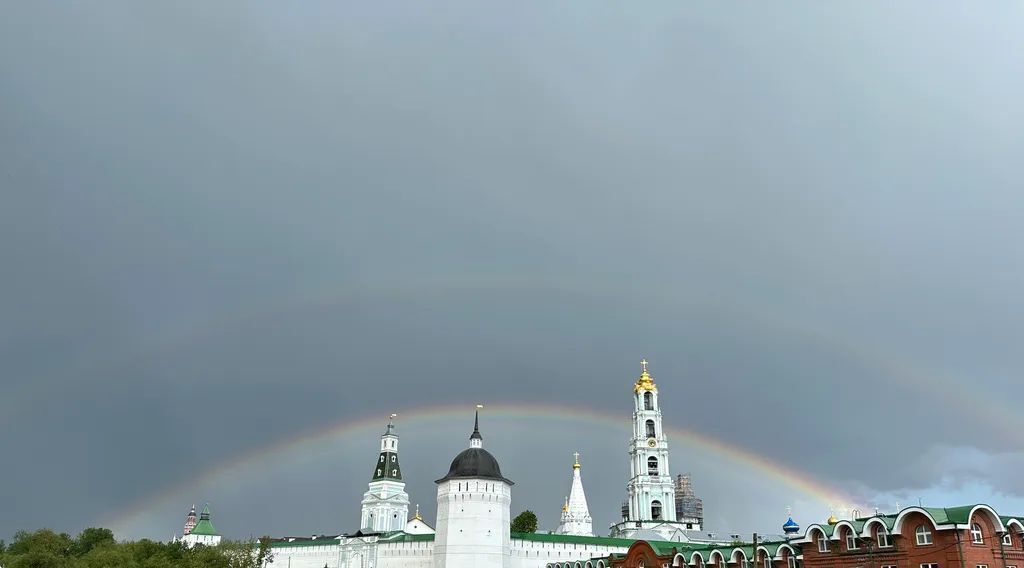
[626,359,678,524]
[360,414,411,532]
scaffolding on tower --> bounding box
[674,473,704,527]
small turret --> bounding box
[469,405,483,449]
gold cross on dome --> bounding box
[640,359,649,373]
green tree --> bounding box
[218,538,274,568]
[7,529,74,558]
[73,528,115,557]
[510,510,538,533]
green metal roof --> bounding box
[511,531,696,552]
[380,532,434,543]
[270,537,341,548]
[190,505,219,536]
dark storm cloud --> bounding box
[1,0,1022,541]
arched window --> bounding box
[971,523,984,544]
[652,500,662,520]
[817,533,829,553]
[648,456,659,475]
[763,556,771,568]
[644,391,653,410]
[646,420,656,438]
[916,525,933,545]
[846,529,859,550]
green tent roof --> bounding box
[190,504,219,536]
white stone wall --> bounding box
[181,533,221,548]
[377,541,434,568]
[268,542,346,568]
[267,536,627,568]
[508,539,626,568]
[434,479,511,568]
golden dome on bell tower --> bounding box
[634,359,657,393]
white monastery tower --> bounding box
[555,452,594,536]
[433,409,512,568]
[610,360,700,540]
[360,414,411,532]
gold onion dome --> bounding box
[827,513,839,525]
[634,359,657,393]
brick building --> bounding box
[543,504,1024,568]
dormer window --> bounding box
[971,524,984,544]
[1002,534,1012,546]
[877,529,893,548]
[916,525,933,546]
[847,531,859,550]
[764,557,771,568]
[818,535,829,553]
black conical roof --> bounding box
[435,410,513,484]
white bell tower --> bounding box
[611,360,699,540]
[360,414,410,532]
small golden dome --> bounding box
[573,451,581,470]
[827,514,839,525]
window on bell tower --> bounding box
[652,500,663,520]
[646,420,656,438]
[644,391,653,410]
[648,456,659,475]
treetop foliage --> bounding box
[510,510,539,533]
[0,528,273,568]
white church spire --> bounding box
[360,413,410,532]
[555,452,594,536]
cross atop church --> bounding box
[640,359,649,373]
[573,451,580,463]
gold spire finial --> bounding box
[562,496,569,512]
[634,358,657,393]
[414,504,421,520]
[573,451,581,469]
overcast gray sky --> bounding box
[2,1,1023,542]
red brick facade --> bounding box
[593,505,1024,568]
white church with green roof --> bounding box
[176,503,222,548]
